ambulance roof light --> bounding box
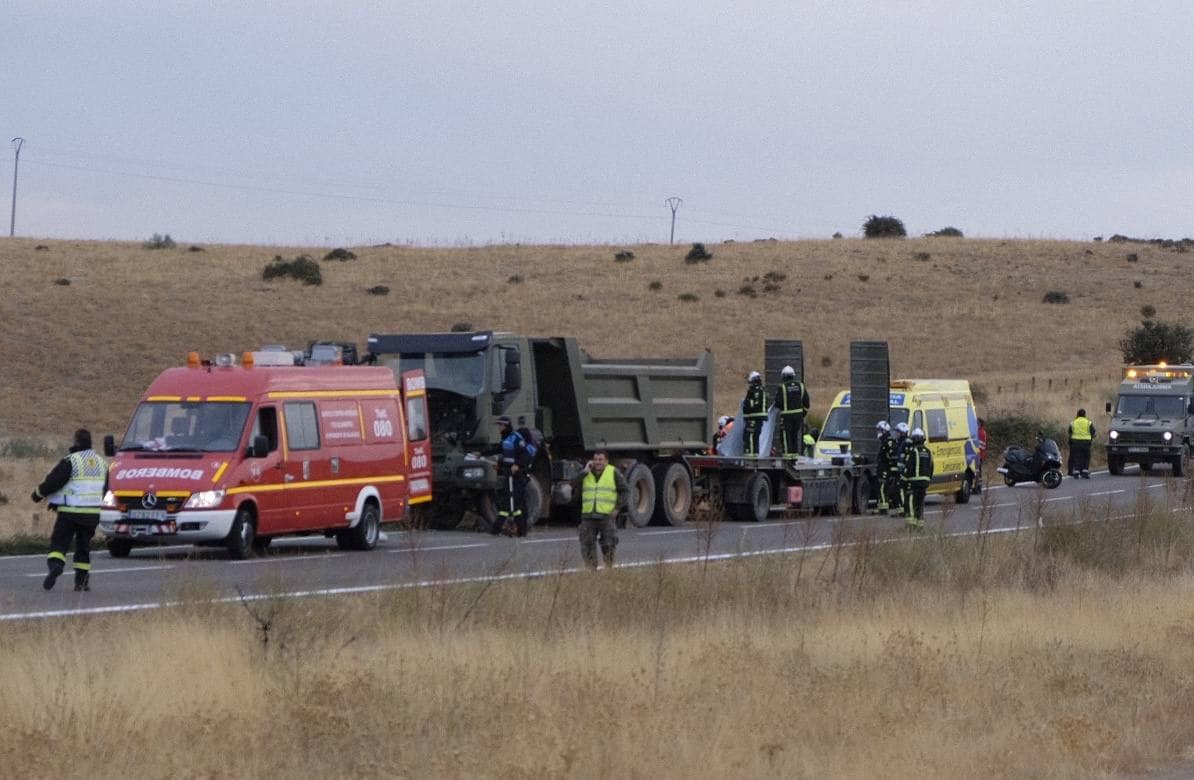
[186,351,201,368]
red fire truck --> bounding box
[99,352,431,558]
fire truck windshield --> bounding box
[121,401,252,452]
[384,352,487,397]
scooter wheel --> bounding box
[1004,475,1017,487]
[1042,469,1063,489]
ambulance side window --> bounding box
[251,407,279,452]
[926,409,949,442]
[406,398,428,441]
[284,402,320,451]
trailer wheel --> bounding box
[853,473,874,514]
[652,462,693,526]
[107,538,132,559]
[830,476,851,516]
[625,464,656,527]
[729,472,771,522]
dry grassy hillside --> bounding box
[0,236,1182,437]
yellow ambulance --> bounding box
[815,379,980,503]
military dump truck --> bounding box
[1105,364,1194,476]
[366,331,713,528]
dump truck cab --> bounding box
[1106,364,1194,476]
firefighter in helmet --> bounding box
[900,427,934,528]
[774,365,810,459]
[741,371,768,456]
[30,429,106,591]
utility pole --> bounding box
[665,196,682,244]
[9,137,23,237]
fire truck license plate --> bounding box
[128,509,167,521]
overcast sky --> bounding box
[3,1,1191,246]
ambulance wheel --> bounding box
[338,500,380,551]
[652,462,693,526]
[955,475,972,504]
[226,507,256,560]
[107,539,132,559]
[625,464,656,527]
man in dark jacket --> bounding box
[774,365,810,459]
[742,372,768,456]
[31,429,107,591]
[900,427,934,529]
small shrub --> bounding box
[1108,234,1130,243]
[714,289,726,298]
[648,280,663,291]
[858,274,870,282]
[367,285,390,296]
[1134,280,1143,289]
[914,252,931,261]
[0,438,57,458]
[862,215,906,238]
[1042,290,1069,304]
[143,233,176,250]
[832,232,843,239]
[763,271,786,283]
[614,250,635,262]
[1093,236,1103,242]
[821,356,832,368]
[678,292,699,302]
[53,278,70,286]
[1120,319,1194,364]
[737,283,757,298]
[1126,253,1138,262]
[684,242,712,263]
[925,226,963,238]
[262,254,322,286]
[507,274,524,284]
[823,274,833,281]
[187,245,205,252]
[763,282,782,292]
[34,244,48,251]
[1141,304,1157,319]
[450,322,474,332]
[0,491,7,506]
[985,413,1065,455]
[323,248,356,261]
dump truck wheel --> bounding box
[1174,446,1189,478]
[525,477,547,526]
[625,464,656,527]
[652,462,693,526]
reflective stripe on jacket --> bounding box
[1069,417,1093,441]
[743,386,767,418]
[902,444,933,482]
[45,450,106,513]
[778,380,808,415]
[582,467,618,516]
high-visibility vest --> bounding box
[780,380,807,415]
[582,467,618,516]
[45,450,106,514]
[1070,417,1093,441]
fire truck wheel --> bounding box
[338,500,380,550]
[226,507,257,560]
[107,539,132,559]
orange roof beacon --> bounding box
[99,352,431,559]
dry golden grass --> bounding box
[4,523,1194,778]
[0,455,58,539]
[0,236,1180,438]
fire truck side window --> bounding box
[283,402,320,451]
[252,407,279,452]
[406,398,428,441]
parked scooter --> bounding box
[998,437,1063,489]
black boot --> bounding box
[43,559,65,591]
[74,570,90,592]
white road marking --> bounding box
[388,543,491,553]
[1089,489,1126,496]
[23,565,175,577]
[638,528,698,535]
[230,553,347,565]
[518,536,573,544]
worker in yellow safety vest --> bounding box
[1068,409,1094,479]
[576,450,629,569]
[31,429,106,591]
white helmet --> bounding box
[747,371,762,383]
[910,427,926,442]
[895,422,910,436]
[875,420,891,434]
[781,365,795,378]
[717,415,730,427]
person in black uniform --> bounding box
[774,365,810,459]
[900,427,934,528]
[488,415,535,537]
[31,429,107,591]
[875,420,896,513]
[742,371,768,456]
